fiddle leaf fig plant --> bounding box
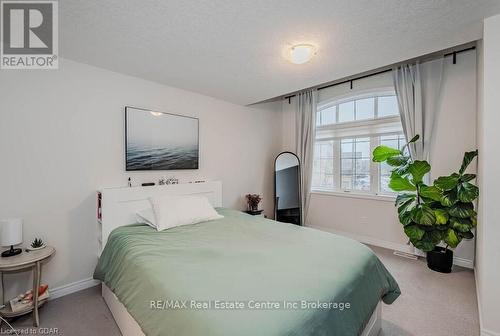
[372,135,478,252]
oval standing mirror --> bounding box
[274,152,301,225]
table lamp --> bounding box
[1,218,23,257]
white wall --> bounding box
[281,50,477,265]
[476,14,500,336]
[0,59,282,297]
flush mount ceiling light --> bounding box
[288,44,316,64]
[150,111,163,117]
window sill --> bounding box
[310,190,396,202]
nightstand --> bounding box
[243,210,266,218]
[0,246,55,327]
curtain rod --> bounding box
[283,45,476,103]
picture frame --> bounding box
[125,106,199,171]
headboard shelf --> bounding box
[96,181,222,256]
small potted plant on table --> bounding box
[372,135,478,273]
[27,238,46,251]
[245,194,263,215]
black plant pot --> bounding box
[426,246,453,273]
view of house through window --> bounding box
[312,92,405,195]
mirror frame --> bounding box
[274,151,302,225]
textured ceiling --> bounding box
[60,1,500,105]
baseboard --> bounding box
[310,225,415,254]
[474,270,500,336]
[310,226,473,269]
[453,256,474,269]
[49,277,100,300]
[475,269,483,334]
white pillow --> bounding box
[149,195,223,231]
[136,208,157,229]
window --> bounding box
[316,106,336,126]
[377,96,399,118]
[312,91,404,196]
[312,141,334,188]
[379,134,407,193]
[316,94,399,126]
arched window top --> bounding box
[316,90,399,127]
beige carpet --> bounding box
[6,245,478,336]
[372,245,479,336]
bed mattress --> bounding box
[94,208,400,336]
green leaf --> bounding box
[444,229,461,248]
[399,213,413,226]
[434,209,449,225]
[386,155,410,167]
[427,230,445,244]
[395,193,416,207]
[450,217,473,233]
[412,204,436,226]
[459,150,478,174]
[434,174,460,191]
[398,203,416,226]
[448,202,475,218]
[471,214,477,227]
[440,190,458,207]
[407,134,420,144]
[412,238,436,252]
[408,160,431,183]
[392,163,410,177]
[401,135,420,157]
[461,174,476,182]
[389,176,416,192]
[459,231,474,239]
[457,182,479,202]
[419,185,442,202]
[436,225,449,231]
[372,146,401,162]
[404,225,425,241]
[398,198,416,226]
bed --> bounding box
[94,182,400,336]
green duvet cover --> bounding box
[94,208,400,336]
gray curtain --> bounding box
[393,60,443,255]
[295,89,317,225]
[393,60,443,161]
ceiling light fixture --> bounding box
[289,44,316,64]
[150,111,163,117]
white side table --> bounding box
[0,246,55,326]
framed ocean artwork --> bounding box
[125,106,199,171]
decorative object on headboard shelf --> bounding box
[141,182,155,187]
[245,194,262,212]
[166,177,179,185]
[125,106,199,171]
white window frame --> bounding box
[312,89,403,200]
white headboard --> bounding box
[97,181,222,255]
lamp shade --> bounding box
[0,218,23,246]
